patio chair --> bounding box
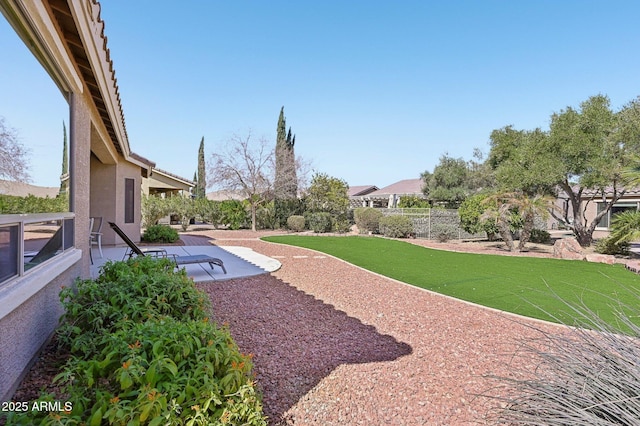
[108,222,226,274]
[90,216,104,258]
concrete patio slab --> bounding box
[90,245,281,282]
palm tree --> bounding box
[482,192,555,252]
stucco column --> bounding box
[69,93,91,278]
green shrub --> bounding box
[256,200,277,230]
[332,216,352,233]
[220,199,249,230]
[529,228,551,244]
[141,194,171,227]
[275,198,306,228]
[12,256,267,425]
[379,215,413,238]
[594,236,631,256]
[0,193,68,213]
[57,257,210,355]
[142,224,179,243]
[354,207,383,233]
[431,223,457,242]
[14,318,266,425]
[397,195,430,208]
[287,215,306,232]
[306,212,333,233]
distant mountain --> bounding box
[0,180,60,198]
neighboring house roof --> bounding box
[152,168,194,187]
[144,168,194,194]
[207,190,245,201]
[0,180,59,198]
[558,185,640,199]
[348,185,379,197]
[364,178,425,199]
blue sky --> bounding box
[2,1,640,189]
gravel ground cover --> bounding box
[8,231,567,425]
[195,231,566,425]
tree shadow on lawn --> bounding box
[197,275,413,425]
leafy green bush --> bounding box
[141,194,171,227]
[332,216,352,233]
[594,236,631,256]
[287,215,306,232]
[57,257,210,356]
[0,193,68,213]
[256,201,277,230]
[379,215,413,238]
[168,195,195,231]
[142,224,179,243]
[431,223,457,242]
[275,198,306,228]
[397,195,430,208]
[529,228,551,244]
[220,199,249,230]
[306,212,333,233]
[12,256,267,425]
[458,193,499,239]
[354,207,383,234]
[14,318,266,425]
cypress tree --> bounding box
[196,137,206,199]
[274,107,297,199]
[59,121,69,196]
[274,107,300,227]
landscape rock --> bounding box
[553,238,585,260]
[585,253,616,265]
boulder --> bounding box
[553,238,585,260]
[585,253,616,265]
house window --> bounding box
[0,224,19,282]
[124,178,135,223]
[597,202,638,229]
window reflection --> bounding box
[0,224,19,281]
[23,220,63,271]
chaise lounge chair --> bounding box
[108,222,226,274]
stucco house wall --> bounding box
[0,0,146,400]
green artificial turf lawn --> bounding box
[263,235,640,328]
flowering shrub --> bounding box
[9,256,266,425]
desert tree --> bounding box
[0,116,30,183]
[208,132,273,232]
[489,95,640,247]
[422,154,470,208]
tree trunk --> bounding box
[573,222,593,247]
[517,212,534,252]
[497,219,515,251]
[251,204,257,232]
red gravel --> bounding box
[195,232,565,425]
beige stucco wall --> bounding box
[116,159,143,243]
[0,256,81,401]
[90,155,142,245]
[70,93,92,278]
